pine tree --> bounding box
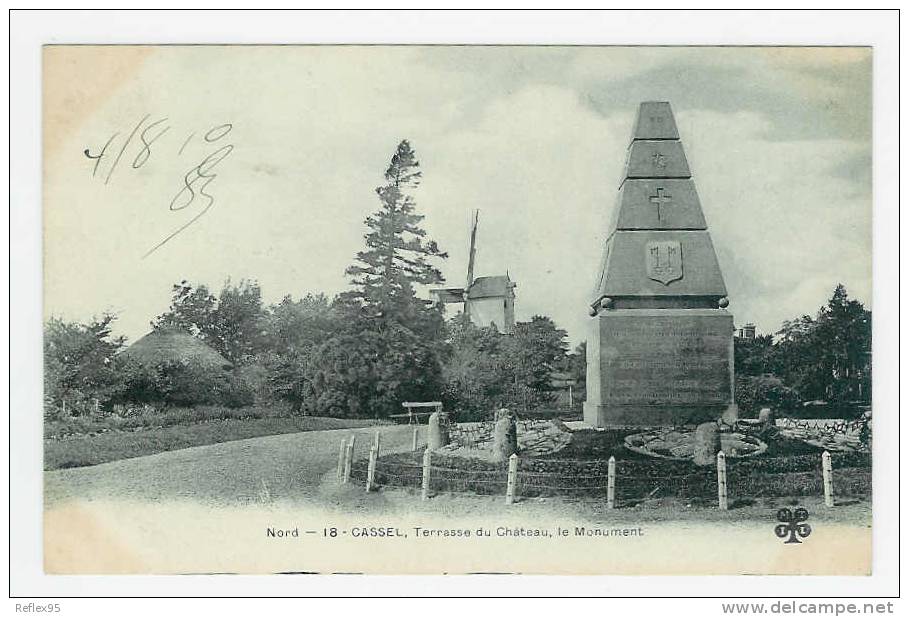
[813,284,872,402]
[771,284,871,405]
[345,140,447,325]
[306,140,449,418]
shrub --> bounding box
[735,374,801,416]
[119,359,228,407]
[43,314,127,412]
[219,364,271,408]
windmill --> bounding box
[431,210,517,334]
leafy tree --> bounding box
[304,333,378,418]
[773,314,825,400]
[567,341,587,385]
[771,284,871,404]
[442,316,511,419]
[443,315,570,418]
[258,294,339,412]
[734,333,776,376]
[264,294,336,354]
[153,279,267,365]
[502,316,569,408]
[212,280,268,364]
[303,323,444,419]
[43,314,127,414]
[153,281,217,336]
[148,360,228,408]
[562,341,587,408]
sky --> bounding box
[43,46,872,346]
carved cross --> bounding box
[649,187,673,222]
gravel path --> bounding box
[44,424,417,507]
[44,423,872,528]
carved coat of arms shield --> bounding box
[646,240,683,285]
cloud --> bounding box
[417,84,624,342]
[43,46,872,346]
[677,109,871,332]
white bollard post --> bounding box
[343,434,356,484]
[421,448,432,500]
[373,431,381,455]
[412,426,419,451]
[337,440,346,484]
[505,453,519,505]
[717,451,728,511]
[366,446,378,492]
[822,451,834,507]
[607,456,616,509]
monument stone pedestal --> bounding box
[584,101,734,428]
[583,309,733,427]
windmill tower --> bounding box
[431,210,517,334]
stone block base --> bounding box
[584,309,734,428]
[583,401,724,428]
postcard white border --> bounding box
[8,8,901,600]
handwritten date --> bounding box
[84,116,234,258]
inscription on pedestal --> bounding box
[597,312,732,408]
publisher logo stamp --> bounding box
[775,507,812,544]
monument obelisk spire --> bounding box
[584,102,734,427]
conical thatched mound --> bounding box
[121,328,231,369]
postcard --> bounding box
[42,45,873,575]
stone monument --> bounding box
[493,410,518,462]
[427,411,450,450]
[584,101,734,427]
[692,422,721,466]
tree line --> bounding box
[734,284,871,416]
[44,140,870,421]
[44,140,582,420]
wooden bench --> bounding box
[389,401,443,424]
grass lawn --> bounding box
[44,415,383,471]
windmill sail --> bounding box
[465,210,479,289]
[463,209,479,317]
[431,207,515,333]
